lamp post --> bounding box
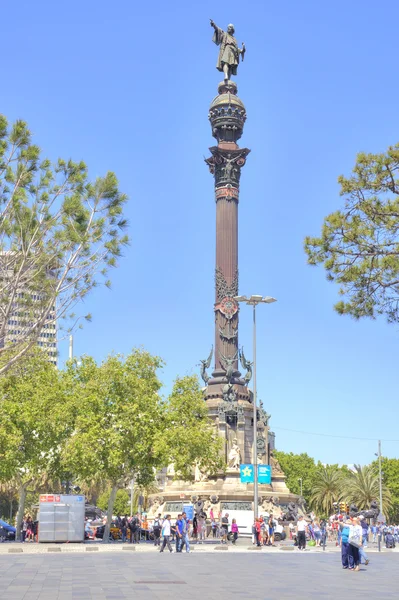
[377,440,383,553]
[235,294,277,520]
[298,478,303,497]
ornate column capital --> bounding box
[205,147,250,202]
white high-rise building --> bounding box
[0,253,58,366]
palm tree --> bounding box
[78,477,108,506]
[132,481,160,512]
[344,464,391,515]
[310,466,343,516]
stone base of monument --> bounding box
[148,471,297,521]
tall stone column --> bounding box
[204,81,250,405]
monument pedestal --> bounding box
[149,468,296,519]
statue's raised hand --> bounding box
[210,19,216,28]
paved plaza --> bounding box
[0,552,398,600]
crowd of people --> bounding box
[85,509,238,552]
[13,507,399,564]
[19,516,38,542]
[90,510,238,549]
[252,515,278,546]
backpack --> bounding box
[129,517,138,531]
[153,518,161,529]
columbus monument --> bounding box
[149,22,295,519]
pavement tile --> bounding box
[0,552,397,599]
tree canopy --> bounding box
[310,465,343,516]
[62,353,223,542]
[0,116,128,373]
[155,375,224,481]
[274,451,318,506]
[0,349,69,535]
[304,143,399,323]
[344,464,391,516]
[373,457,399,522]
[97,489,130,516]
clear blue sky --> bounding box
[3,0,399,466]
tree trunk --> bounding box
[15,484,28,543]
[102,484,118,544]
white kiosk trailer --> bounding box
[39,494,85,542]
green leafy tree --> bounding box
[273,451,317,506]
[0,350,70,537]
[0,116,128,372]
[310,465,343,517]
[155,375,224,481]
[0,479,18,522]
[97,489,130,516]
[344,464,391,516]
[371,457,399,522]
[304,144,399,323]
[61,350,165,543]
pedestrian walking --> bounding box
[340,519,351,569]
[128,513,140,544]
[358,515,370,566]
[192,514,198,540]
[25,516,34,542]
[254,518,261,547]
[160,515,173,553]
[268,514,276,546]
[118,515,127,542]
[197,512,206,543]
[21,517,28,542]
[211,518,218,538]
[180,512,190,553]
[297,515,307,550]
[221,513,229,544]
[313,520,321,547]
[153,513,162,547]
[175,514,183,552]
[348,517,362,571]
[231,519,239,545]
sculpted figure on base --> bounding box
[200,346,213,384]
[228,438,241,469]
[210,20,246,82]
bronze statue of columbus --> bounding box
[210,20,246,82]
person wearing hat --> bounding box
[340,519,352,568]
[296,515,307,550]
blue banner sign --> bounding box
[258,465,272,484]
[240,464,254,483]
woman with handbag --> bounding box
[340,519,351,568]
[348,517,362,571]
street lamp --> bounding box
[298,478,303,497]
[235,294,277,520]
[375,440,384,553]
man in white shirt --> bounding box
[160,515,173,553]
[297,515,307,550]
